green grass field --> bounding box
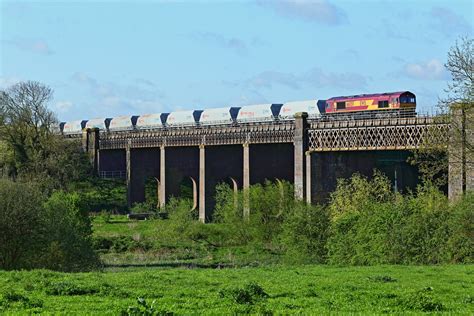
[1,265,473,314]
[1,216,472,314]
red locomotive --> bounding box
[324,91,416,118]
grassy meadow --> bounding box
[1,215,472,315]
[1,265,473,314]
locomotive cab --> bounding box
[398,91,416,108]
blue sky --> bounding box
[1,0,472,121]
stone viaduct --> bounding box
[77,110,472,222]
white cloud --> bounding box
[257,0,348,26]
[71,72,165,117]
[54,100,73,112]
[404,59,447,80]
[7,38,53,55]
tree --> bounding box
[0,81,55,176]
[411,37,473,189]
[0,81,91,189]
[441,36,474,109]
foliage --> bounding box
[0,180,99,271]
[144,177,159,210]
[328,171,393,221]
[440,36,473,110]
[92,172,473,267]
[121,297,173,316]
[326,172,474,265]
[0,81,92,190]
[408,149,448,189]
[92,235,152,253]
[445,192,474,263]
[213,180,294,248]
[219,282,268,305]
[0,180,44,269]
[70,178,127,212]
[130,202,155,214]
[40,191,100,271]
[280,203,330,264]
[411,36,473,189]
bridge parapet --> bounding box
[308,115,449,152]
[99,121,295,149]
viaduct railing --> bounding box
[98,121,295,149]
[308,116,450,152]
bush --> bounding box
[444,192,474,263]
[280,203,330,264]
[214,180,294,248]
[219,282,268,305]
[69,178,127,213]
[40,191,100,271]
[326,172,474,265]
[92,236,152,253]
[0,180,99,271]
[326,172,398,265]
[0,180,44,269]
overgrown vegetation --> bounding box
[92,173,473,267]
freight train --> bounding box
[60,91,416,134]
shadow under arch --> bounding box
[144,176,160,209]
[177,176,198,211]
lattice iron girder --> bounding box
[308,120,449,152]
[99,122,295,149]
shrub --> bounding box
[69,178,127,213]
[0,180,44,269]
[40,191,100,271]
[219,282,268,305]
[280,203,330,264]
[92,236,152,253]
[326,171,473,265]
[398,185,451,264]
[445,192,474,263]
[326,172,397,265]
[214,180,295,248]
[0,180,100,271]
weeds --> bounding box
[121,297,173,316]
[398,287,445,312]
[219,282,268,305]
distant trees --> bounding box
[0,81,91,190]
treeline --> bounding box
[164,172,473,265]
